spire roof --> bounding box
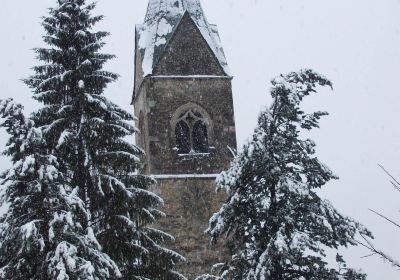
[144,0,204,23]
[137,0,230,76]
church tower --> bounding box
[132,0,237,277]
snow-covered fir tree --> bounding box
[0,99,120,279]
[0,0,185,279]
[198,69,372,280]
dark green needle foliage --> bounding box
[0,0,185,279]
[198,69,372,280]
[0,99,119,279]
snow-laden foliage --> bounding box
[1,0,185,279]
[0,99,28,162]
[199,69,372,280]
[0,99,120,279]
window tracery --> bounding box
[175,108,209,154]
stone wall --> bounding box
[135,77,236,175]
[153,13,226,76]
[133,6,237,278]
[151,178,229,279]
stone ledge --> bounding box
[152,174,219,180]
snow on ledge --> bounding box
[151,75,232,79]
[152,174,219,180]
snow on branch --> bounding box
[358,164,400,269]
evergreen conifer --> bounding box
[1,1,185,279]
[199,69,372,280]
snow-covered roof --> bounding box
[136,0,230,77]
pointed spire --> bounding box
[137,0,230,77]
[144,0,206,24]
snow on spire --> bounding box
[137,0,230,76]
[144,0,205,23]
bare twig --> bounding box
[360,253,377,259]
[378,164,400,192]
[359,164,400,270]
[358,235,400,269]
[390,181,400,193]
[369,208,400,229]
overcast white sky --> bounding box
[1,0,400,279]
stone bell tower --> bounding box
[132,0,237,278]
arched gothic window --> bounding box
[175,109,209,154]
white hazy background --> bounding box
[1,0,400,279]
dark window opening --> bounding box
[193,121,208,153]
[138,112,145,150]
[176,120,191,154]
[175,109,209,154]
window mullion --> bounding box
[189,123,194,152]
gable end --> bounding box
[153,12,227,76]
